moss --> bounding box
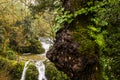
[45,62,70,80]
[29,39,45,54]
[72,25,97,57]
[0,56,23,80]
[26,64,38,80]
[0,56,70,80]
[10,62,24,80]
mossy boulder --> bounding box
[26,65,38,80]
[47,24,99,79]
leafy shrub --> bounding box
[26,65,38,80]
[0,57,21,80]
[10,38,45,54]
[45,62,70,80]
[2,50,16,60]
[29,39,45,54]
[10,63,23,80]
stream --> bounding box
[20,37,52,80]
[20,61,30,80]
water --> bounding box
[39,37,52,53]
[20,61,47,80]
[39,38,52,60]
[20,61,30,80]
[35,61,47,80]
[41,41,50,53]
[20,37,51,80]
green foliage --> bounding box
[2,49,17,60]
[90,0,120,80]
[88,25,107,48]
[53,10,73,32]
[28,0,60,15]
[29,39,45,54]
[72,26,97,57]
[46,62,70,80]
[55,0,119,80]
[103,25,120,80]
[73,1,119,79]
[0,47,16,60]
[99,56,112,80]
[26,65,38,80]
[55,11,73,24]
[0,56,23,80]
[0,0,50,55]
[10,39,45,54]
[74,1,106,17]
[10,63,24,80]
[0,56,70,80]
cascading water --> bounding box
[20,61,30,80]
[39,37,52,53]
[35,61,47,80]
[20,61,47,80]
[20,38,51,80]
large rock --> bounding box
[47,27,99,80]
[47,0,101,79]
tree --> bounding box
[0,0,45,54]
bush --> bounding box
[10,63,24,80]
[0,57,21,80]
[2,50,16,60]
[45,62,70,80]
[26,65,38,80]
[9,38,45,54]
[29,39,45,54]
[0,56,70,80]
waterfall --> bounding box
[39,37,52,54]
[35,61,47,80]
[20,37,50,80]
[20,61,30,80]
[20,60,47,80]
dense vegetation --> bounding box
[0,0,120,80]
[0,0,69,80]
[46,0,120,80]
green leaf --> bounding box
[88,25,101,32]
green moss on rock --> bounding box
[26,64,38,80]
[72,25,97,57]
[10,63,24,80]
[45,62,70,80]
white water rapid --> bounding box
[20,38,51,80]
[35,61,47,80]
[20,61,30,80]
[39,37,52,54]
[39,37,52,60]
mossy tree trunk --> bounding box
[47,0,101,80]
